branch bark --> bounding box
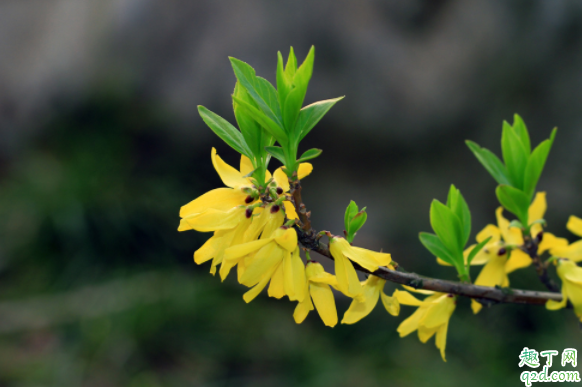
[522,233,560,293]
[289,179,563,307]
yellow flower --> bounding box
[192,207,254,275]
[395,289,456,362]
[341,275,400,325]
[436,192,567,313]
[546,259,582,321]
[293,262,339,327]
[329,237,392,299]
[550,216,582,262]
[179,148,313,229]
[219,204,284,281]
[224,226,305,303]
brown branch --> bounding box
[289,179,563,307]
[522,233,560,293]
[289,177,312,232]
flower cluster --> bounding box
[178,48,582,362]
[179,149,396,327]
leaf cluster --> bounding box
[344,201,367,244]
[419,185,487,281]
[467,114,556,225]
[198,47,343,185]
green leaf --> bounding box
[495,185,530,225]
[232,96,287,146]
[447,185,471,247]
[283,87,303,134]
[276,52,293,111]
[229,57,283,126]
[419,232,459,268]
[288,47,315,122]
[198,105,252,158]
[430,199,464,257]
[297,148,322,163]
[295,97,344,141]
[265,146,286,164]
[285,47,297,78]
[465,141,512,186]
[508,220,524,229]
[512,114,531,154]
[233,82,272,157]
[347,211,367,243]
[523,128,556,200]
[344,201,359,234]
[467,236,492,266]
[501,122,528,190]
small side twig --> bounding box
[522,233,560,293]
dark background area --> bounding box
[0,0,581,385]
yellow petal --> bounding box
[474,255,509,288]
[564,282,582,320]
[333,252,363,298]
[274,228,298,252]
[567,215,582,238]
[561,261,582,285]
[241,207,267,241]
[381,292,400,316]
[330,238,387,272]
[551,240,582,262]
[418,325,438,343]
[420,295,455,329]
[293,290,314,324]
[180,207,245,232]
[224,238,273,261]
[211,147,249,188]
[397,308,424,337]
[546,293,567,311]
[393,289,424,306]
[216,215,253,280]
[310,282,338,327]
[496,207,523,246]
[297,163,313,179]
[240,244,282,287]
[180,188,248,218]
[471,299,483,314]
[273,168,290,193]
[260,209,285,239]
[209,231,234,275]
[240,154,254,176]
[283,201,298,220]
[353,246,392,268]
[268,262,286,299]
[243,263,280,303]
[538,232,568,254]
[307,264,338,286]
[504,249,532,274]
[435,322,449,362]
[476,224,502,244]
[341,276,384,324]
[466,243,493,266]
[401,285,435,295]
[194,233,221,265]
[528,192,547,225]
[290,248,307,302]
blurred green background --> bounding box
[1,1,582,386]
